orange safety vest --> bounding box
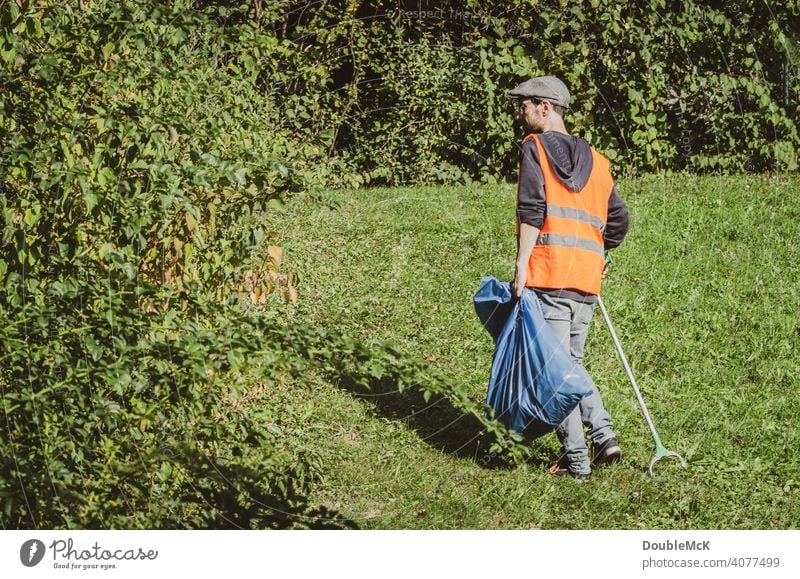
[517,133,613,296]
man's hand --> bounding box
[602,252,612,280]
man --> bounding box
[508,76,630,481]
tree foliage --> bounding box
[203,0,800,182]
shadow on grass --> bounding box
[174,451,361,530]
[330,372,557,471]
[282,322,561,471]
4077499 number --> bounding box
[728,557,780,568]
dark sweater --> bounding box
[517,131,630,302]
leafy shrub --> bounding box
[0,281,317,528]
[0,0,335,528]
[233,0,800,179]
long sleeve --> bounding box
[516,139,546,229]
[604,185,629,249]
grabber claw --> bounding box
[648,444,687,477]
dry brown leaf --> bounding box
[267,245,283,268]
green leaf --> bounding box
[84,191,98,213]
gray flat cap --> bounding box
[508,76,570,108]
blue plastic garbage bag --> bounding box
[474,276,594,436]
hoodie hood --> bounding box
[537,131,593,192]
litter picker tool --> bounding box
[597,295,687,476]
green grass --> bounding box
[259,174,800,529]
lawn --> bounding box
[260,174,800,529]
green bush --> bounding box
[0,0,339,528]
[232,0,800,179]
[0,281,322,528]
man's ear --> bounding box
[540,100,551,117]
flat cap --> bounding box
[508,76,570,108]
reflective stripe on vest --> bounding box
[523,133,612,295]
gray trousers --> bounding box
[536,292,616,474]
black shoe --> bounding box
[592,437,622,467]
[547,460,591,482]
